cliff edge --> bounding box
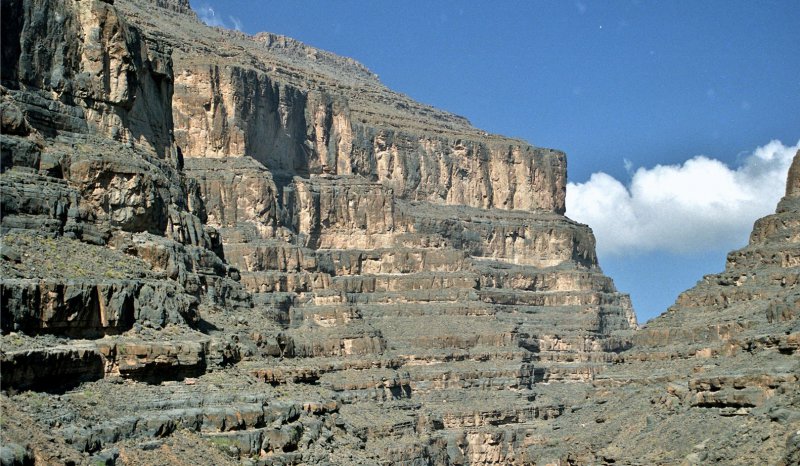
[2,1,795,465]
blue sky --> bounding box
[194,1,800,322]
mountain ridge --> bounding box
[0,1,796,464]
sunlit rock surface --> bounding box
[2,1,796,464]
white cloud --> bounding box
[566,139,800,257]
[197,4,243,30]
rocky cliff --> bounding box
[519,149,800,465]
[0,1,795,465]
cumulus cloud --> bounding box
[566,140,800,257]
[197,4,243,30]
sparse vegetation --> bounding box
[1,232,152,280]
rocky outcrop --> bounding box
[1,0,176,159]
[5,0,794,465]
[0,0,632,463]
[160,16,567,214]
[533,150,800,464]
[1,278,198,335]
[785,151,800,199]
[637,149,800,353]
[0,2,633,463]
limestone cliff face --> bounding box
[183,157,279,239]
[171,64,566,213]
[1,0,239,340]
[8,1,794,464]
[0,1,652,465]
[2,0,176,160]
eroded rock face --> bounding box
[183,157,279,238]
[541,151,800,464]
[168,34,566,214]
[4,0,794,465]
[0,0,244,386]
[642,149,800,351]
[0,0,630,463]
[2,0,176,159]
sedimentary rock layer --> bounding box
[537,151,800,464]
[2,1,796,465]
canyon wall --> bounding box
[0,1,796,465]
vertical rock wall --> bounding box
[0,1,673,465]
[170,59,567,213]
[2,0,176,160]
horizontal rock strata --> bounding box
[1,1,796,465]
